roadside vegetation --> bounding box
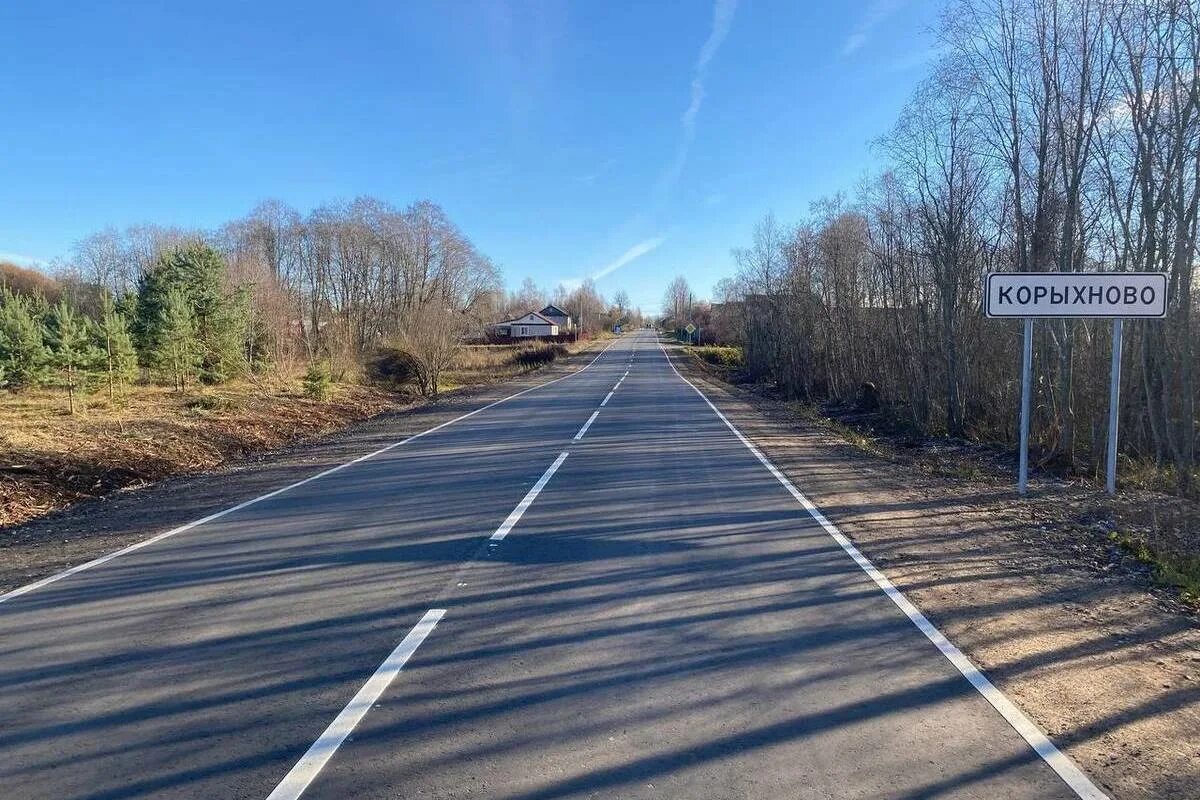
[690,345,744,370]
[0,197,636,528]
[680,340,1200,610]
[0,380,396,527]
[659,0,1200,609]
[663,0,1200,506]
[0,337,605,528]
[1109,530,1200,607]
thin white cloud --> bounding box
[560,236,667,291]
[578,0,734,293]
[662,0,738,193]
[841,0,901,56]
[842,33,867,56]
[592,236,666,281]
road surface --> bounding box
[0,331,1103,799]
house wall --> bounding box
[510,323,557,338]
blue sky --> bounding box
[0,1,939,312]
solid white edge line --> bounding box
[574,410,601,441]
[265,609,445,800]
[656,341,1108,800]
[0,338,623,606]
[489,451,569,542]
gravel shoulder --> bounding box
[667,343,1199,800]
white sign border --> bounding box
[984,271,1168,319]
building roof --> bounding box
[539,304,571,319]
[497,310,557,326]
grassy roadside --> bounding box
[678,342,1200,611]
[0,337,608,530]
[439,336,606,392]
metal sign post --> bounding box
[986,272,1167,496]
[1106,319,1123,495]
[1018,318,1033,495]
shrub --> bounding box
[365,347,420,389]
[187,393,238,412]
[511,342,567,368]
[693,345,744,368]
[303,361,332,401]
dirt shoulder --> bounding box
[667,343,1199,800]
[0,381,406,529]
[0,339,608,594]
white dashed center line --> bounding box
[574,410,600,441]
[490,452,569,542]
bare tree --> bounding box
[663,275,693,326]
[397,296,469,400]
[704,0,1200,494]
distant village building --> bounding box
[492,311,559,339]
[489,304,576,341]
[537,304,574,332]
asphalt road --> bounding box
[0,331,1103,800]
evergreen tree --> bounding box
[157,286,199,391]
[302,360,332,401]
[135,242,247,384]
[46,301,99,413]
[97,291,138,400]
[0,286,51,390]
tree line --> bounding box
[2,197,498,405]
[0,243,261,409]
[2,195,641,408]
[691,0,1200,495]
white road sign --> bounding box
[985,272,1167,319]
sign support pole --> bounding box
[1018,318,1033,496]
[985,271,1165,496]
[1106,318,1123,495]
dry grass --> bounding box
[0,379,404,528]
[440,338,601,392]
[689,345,744,368]
[0,337,610,529]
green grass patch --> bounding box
[1109,530,1200,607]
[690,345,744,368]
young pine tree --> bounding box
[158,286,200,392]
[97,291,138,400]
[135,243,246,384]
[0,286,51,390]
[47,301,99,413]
